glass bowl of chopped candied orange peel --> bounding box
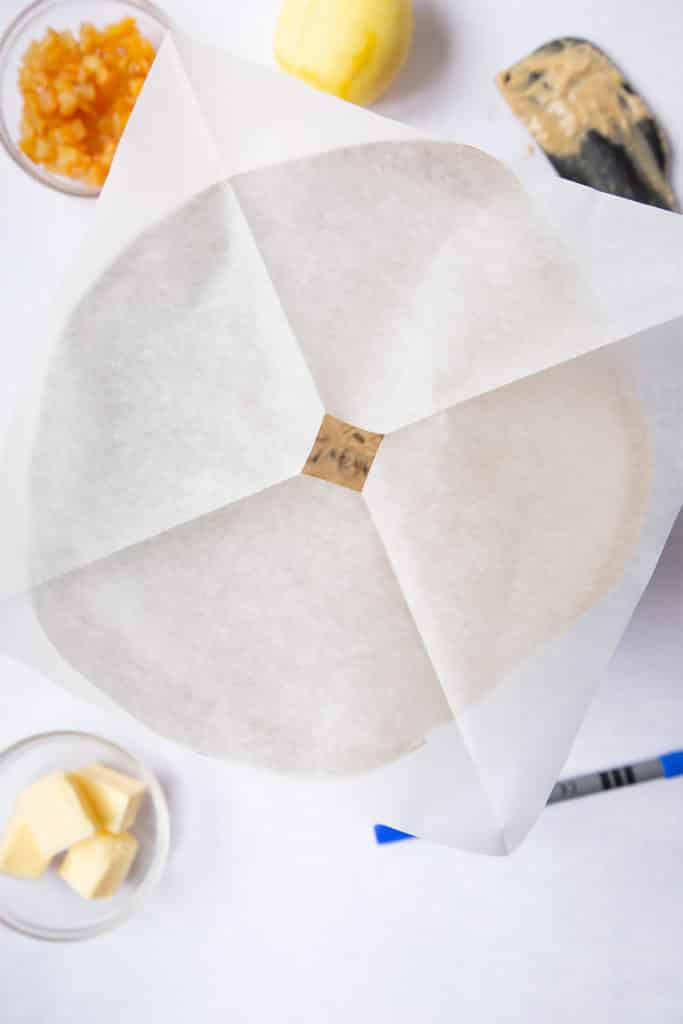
[0,0,170,196]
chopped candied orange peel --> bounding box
[18,18,155,188]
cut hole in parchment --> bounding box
[302,414,384,491]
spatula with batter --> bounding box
[497,37,677,211]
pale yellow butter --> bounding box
[17,772,96,859]
[59,831,139,900]
[0,816,52,879]
[70,764,146,834]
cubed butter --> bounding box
[70,763,146,833]
[58,831,139,900]
[0,816,52,879]
[17,772,96,859]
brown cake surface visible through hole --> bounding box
[302,414,383,491]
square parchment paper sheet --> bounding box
[1,32,682,852]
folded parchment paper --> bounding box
[1,31,682,852]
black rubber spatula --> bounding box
[497,37,677,211]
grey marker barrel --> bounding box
[547,757,664,804]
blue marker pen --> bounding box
[547,749,683,803]
[374,750,683,844]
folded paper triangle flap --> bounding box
[529,175,683,344]
[1,180,324,600]
[172,28,683,353]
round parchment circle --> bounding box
[28,142,651,776]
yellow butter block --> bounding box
[17,772,96,859]
[59,831,139,900]
[70,763,146,834]
[274,0,413,106]
[0,816,52,879]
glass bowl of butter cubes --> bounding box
[0,731,169,941]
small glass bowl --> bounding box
[0,731,169,941]
[0,0,171,197]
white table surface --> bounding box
[1,1,682,1020]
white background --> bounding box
[1,0,682,1020]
